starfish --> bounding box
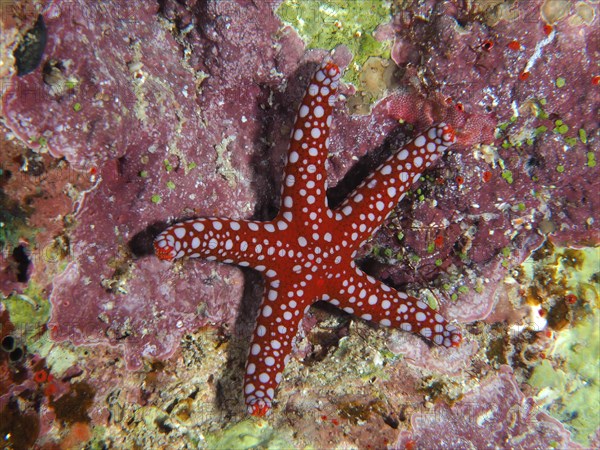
[154,59,461,417]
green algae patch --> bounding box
[0,282,77,373]
[522,242,596,293]
[522,244,600,446]
[528,309,600,446]
[501,169,513,184]
[205,418,294,450]
[276,0,392,88]
[2,282,50,338]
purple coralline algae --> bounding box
[4,0,297,369]
[363,0,599,326]
[395,366,576,449]
[3,0,597,367]
[0,0,598,447]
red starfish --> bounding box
[154,59,461,416]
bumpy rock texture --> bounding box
[1,0,598,447]
[4,0,294,368]
[395,366,575,449]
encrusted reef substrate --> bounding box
[1,0,598,448]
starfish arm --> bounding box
[278,60,341,224]
[243,279,307,417]
[335,123,456,245]
[329,265,461,347]
[154,218,283,273]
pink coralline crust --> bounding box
[395,366,579,449]
[352,0,598,328]
[390,1,598,124]
[443,233,545,323]
[2,0,303,369]
[0,133,93,297]
[387,332,478,376]
[383,91,496,147]
[1,1,388,370]
[1,0,597,382]
[0,1,595,446]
